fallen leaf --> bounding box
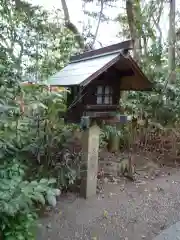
[103,210,108,218]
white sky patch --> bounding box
[28,0,123,46]
[28,0,180,47]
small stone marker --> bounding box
[80,124,100,199]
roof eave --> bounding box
[126,55,153,90]
[70,39,134,63]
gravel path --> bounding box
[38,168,180,240]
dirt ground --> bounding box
[37,165,180,240]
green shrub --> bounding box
[0,66,81,239]
[0,160,61,239]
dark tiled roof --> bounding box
[48,52,121,86]
[47,39,151,88]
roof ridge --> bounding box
[70,50,121,64]
[70,39,133,63]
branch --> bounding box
[126,0,140,63]
[91,0,104,48]
[151,0,163,45]
[61,0,84,49]
[96,40,103,48]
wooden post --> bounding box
[80,124,100,199]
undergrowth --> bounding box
[0,161,61,239]
[0,65,69,239]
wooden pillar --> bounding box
[80,124,100,199]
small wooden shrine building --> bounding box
[48,40,152,123]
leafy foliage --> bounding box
[0,3,77,234]
[0,161,60,239]
[114,0,180,129]
[0,0,77,80]
[1,0,180,238]
[0,62,65,238]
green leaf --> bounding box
[39,179,49,184]
[32,193,45,205]
[48,178,56,184]
[46,194,57,207]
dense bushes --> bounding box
[0,161,61,240]
[0,67,76,239]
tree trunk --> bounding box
[168,0,176,83]
[126,0,140,64]
[91,0,104,48]
[61,0,85,49]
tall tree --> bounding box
[126,0,141,63]
[168,0,176,83]
[91,0,104,48]
[61,0,85,49]
[82,0,118,48]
